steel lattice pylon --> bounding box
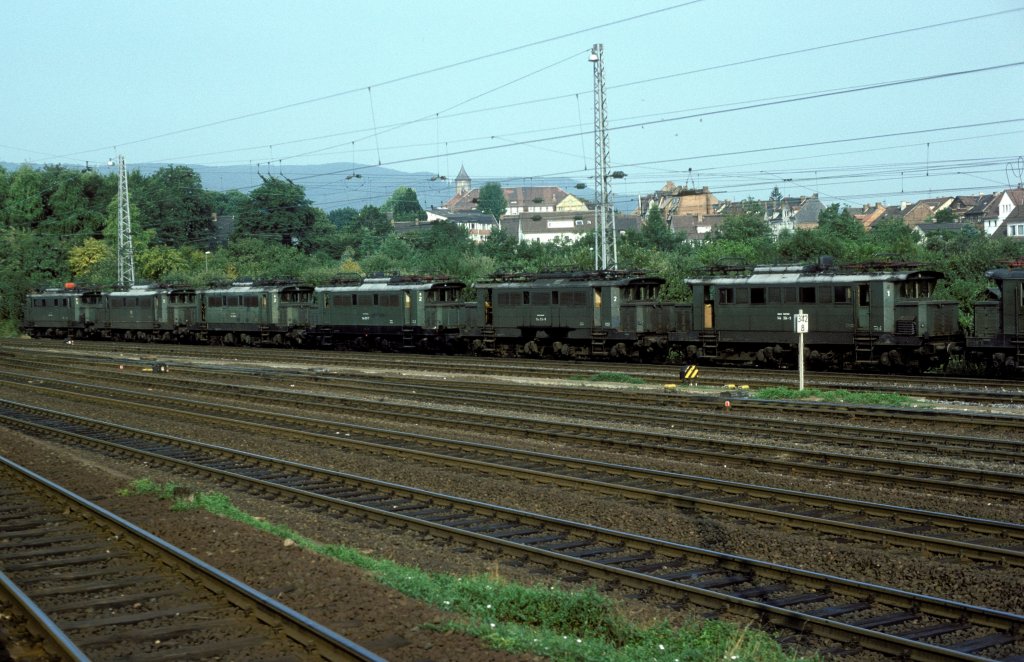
[590,44,616,270]
[116,155,136,286]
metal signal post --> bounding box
[795,310,809,390]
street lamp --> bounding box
[204,251,211,273]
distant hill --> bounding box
[0,161,592,213]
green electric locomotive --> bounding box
[683,258,961,370]
[462,270,675,359]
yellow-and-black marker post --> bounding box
[680,362,699,382]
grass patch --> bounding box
[124,481,811,662]
[570,371,646,385]
[0,319,21,338]
[754,386,911,406]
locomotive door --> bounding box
[703,286,714,329]
[593,288,603,327]
[854,284,870,331]
[484,289,493,326]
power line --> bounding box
[284,63,1024,183]
[57,1,705,159]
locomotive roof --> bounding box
[477,270,663,288]
[317,277,465,293]
[687,267,945,286]
[203,282,315,293]
[985,268,1024,281]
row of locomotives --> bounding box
[196,281,316,347]
[311,275,465,352]
[463,270,674,360]
[684,258,961,371]
[967,266,1024,374]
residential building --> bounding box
[900,197,954,226]
[500,212,595,243]
[422,208,497,243]
[993,204,1024,239]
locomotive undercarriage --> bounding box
[469,328,670,361]
[699,339,948,372]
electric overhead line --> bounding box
[53,7,1020,169]
[57,1,705,160]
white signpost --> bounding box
[795,310,809,391]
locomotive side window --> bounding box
[552,291,559,305]
[226,296,239,307]
[208,296,222,307]
[859,285,870,305]
[534,292,550,305]
[718,288,735,304]
[767,287,781,304]
[522,291,530,305]
[784,288,797,303]
[799,287,816,304]
[898,281,932,298]
[244,296,258,307]
[817,286,833,304]
[834,286,851,303]
[750,287,766,304]
[571,291,586,306]
[735,288,750,304]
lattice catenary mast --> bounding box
[116,155,136,286]
[590,44,616,271]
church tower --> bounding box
[455,165,471,196]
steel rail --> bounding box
[2,369,1020,504]
[1,375,1023,570]
[5,339,1024,404]
[0,402,1019,661]
[0,455,384,662]
[3,357,1021,461]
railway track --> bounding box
[4,358,1019,481]
[0,454,382,661]
[2,366,1023,569]
[0,399,1020,661]
[4,339,1024,405]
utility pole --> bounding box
[590,44,615,270]
[116,155,136,286]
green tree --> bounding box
[209,189,248,217]
[817,204,863,242]
[476,182,507,221]
[233,177,318,250]
[136,165,214,247]
[328,207,359,229]
[2,165,45,229]
[381,187,425,223]
[638,205,677,251]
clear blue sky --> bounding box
[4,0,1023,209]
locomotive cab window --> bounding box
[834,286,851,304]
[898,281,932,298]
[718,288,735,304]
